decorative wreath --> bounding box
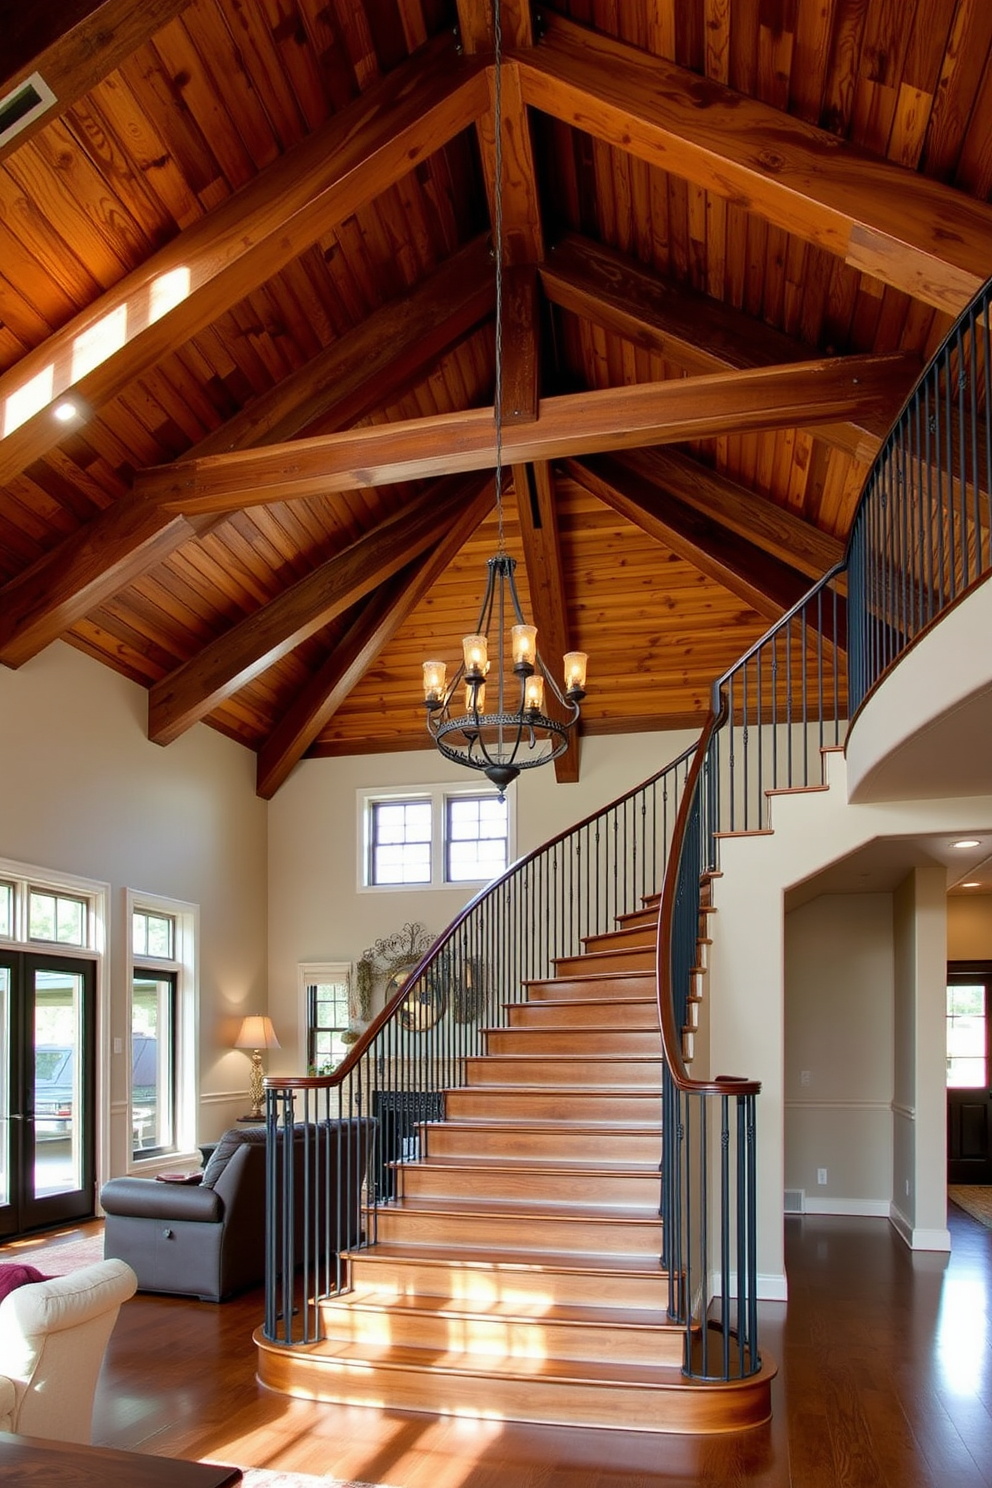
[355,922,436,1023]
[354,921,487,1029]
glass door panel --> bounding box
[32,967,84,1200]
[0,968,9,1213]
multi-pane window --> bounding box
[0,882,12,938]
[947,983,987,1089]
[28,889,87,946]
[446,795,508,882]
[307,974,352,1076]
[132,909,174,959]
[370,800,432,886]
[131,972,177,1157]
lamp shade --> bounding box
[234,1015,280,1050]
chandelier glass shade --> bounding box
[422,554,587,794]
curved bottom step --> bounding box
[255,1328,776,1435]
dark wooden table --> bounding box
[0,1432,242,1486]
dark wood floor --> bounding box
[73,1203,992,1486]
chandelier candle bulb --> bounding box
[524,675,545,712]
[462,633,488,677]
[511,624,537,670]
[422,659,446,705]
[465,680,486,713]
[564,651,589,696]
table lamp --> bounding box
[234,1014,280,1120]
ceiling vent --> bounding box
[0,73,58,148]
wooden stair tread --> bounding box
[425,1120,660,1133]
[500,998,656,1012]
[524,970,654,987]
[372,1196,660,1223]
[270,1335,688,1387]
[390,1155,659,1176]
[327,1290,679,1332]
[458,1081,662,1096]
[350,1241,667,1277]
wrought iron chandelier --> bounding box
[421,5,587,794]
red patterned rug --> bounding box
[0,1225,105,1274]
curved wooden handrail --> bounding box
[655,706,760,1099]
[268,739,697,1096]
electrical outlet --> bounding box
[113,1037,123,1054]
[800,1070,811,1086]
[817,1168,827,1185]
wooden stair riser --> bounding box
[391,1163,661,1207]
[421,1125,662,1164]
[554,946,656,976]
[615,906,660,932]
[316,1296,684,1367]
[525,971,656,1000]
[444,1088,663,1121]
[255,1337,773,1434]
[346,1250,671,1309]
[464,1056,663,1087]
[506,998,658,1029]
[484,1027,661,1057]
[582,924,658,954]
[370,1207,664,1255]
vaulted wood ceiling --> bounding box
[1,0,990,795]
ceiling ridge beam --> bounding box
[0,234,495,670]
[140,352,917,515]
[0,30,489,487]
[147,473,491,747]
[515,12,992,315]
[540,232,912,463]
[255,474,494,798]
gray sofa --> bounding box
[100,1119,372,1302]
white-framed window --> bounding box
[300,962,353,1075]
[358,784,512,890]
[126,890,197,1168]
[0,870,102,953]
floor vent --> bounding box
[784,1188,805,1214]
[0,73,58,149]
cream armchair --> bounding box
[0,1258,137,1442]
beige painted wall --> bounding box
[0,642,269,1170]
[784,893,894,1213]
[266,730,695,1073]
[947,893,992,960]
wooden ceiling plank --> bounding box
[0,235,494,668]
[255,473,494,797]
[0,0,193,165]
[567,452,806,622]
[516,11,992,315]
[147,473,489,746]
[143,351,916,514]
[541,231,914,463]
[513,460,579,783]
[0,32,488,487]
[595,447,845,581]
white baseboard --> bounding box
[710,1270,788,1302]
[889,1202,951,1252]
[803,1196,890,1218]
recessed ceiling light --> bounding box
[53,399,80,423]
[952,839,981,849]
[961,882,983,889]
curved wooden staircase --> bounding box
[256,896,774,1433]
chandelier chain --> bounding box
[492,0,505,557]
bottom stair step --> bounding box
[255,1328,775,1434]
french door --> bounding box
[0,951,96,1237]
[947,962,992,1185]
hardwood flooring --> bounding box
[78,1203,991,1487]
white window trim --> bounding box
[299,960,353,1073]
[0,856,111,1198]
[125,888,199,1172]
[356,782,515,893]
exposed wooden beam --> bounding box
[513,462,579,783]
[517,13,992,315]
[142,352,916,515]
[598,448,845,581]
[501,266,540,425]
[0,0,192,164]
[0,235,494,669]
[148,474,487,747]
[569,453,812,622]
[0,32,488,486]
[256,475,494,798]
[541,233,911,464]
